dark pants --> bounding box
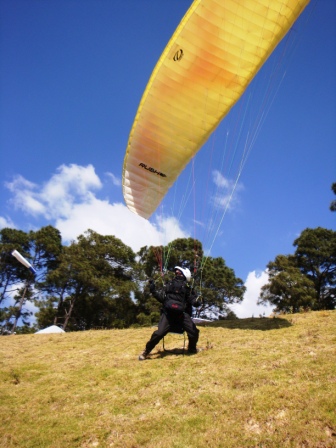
[145,312,199,353]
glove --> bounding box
[194,295,202,307]
[148,279,155,293]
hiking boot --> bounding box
[138,350,149,361]
[187,347,201,355]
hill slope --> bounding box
[1,311,335,447]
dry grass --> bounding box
[1,311,335,447]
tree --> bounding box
[0,228,31,305]
[135,238,205,324]
[259,228,336,312]
[0,228,33,333]
[137,237,203,278]
[136,238,243,320]
[0,226,63,333]
[37,229,137,330]
[195,256,244,318]
[330,182,336,212]
[259,255,317,313]
[294,227,336,310]
[161,237,204,275]
[31,225,63,274]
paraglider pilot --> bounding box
[139,266,201,360]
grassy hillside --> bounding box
[1,311,335,448]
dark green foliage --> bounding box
[0,228,31,301]
[259,255,317,313]
[260,227,336,312]
[330,182,336,212]
[0,229,31,333]
[3,223,333,332]
[30,225,62,273]
[136,238,243,319]
[294,227,336,310]
[195,256,245,318]
[39,229,137,330]
[137,237,203,278]
[0,226,62,333]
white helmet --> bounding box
[174,266,191,282]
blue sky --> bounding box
[1,0,335,318]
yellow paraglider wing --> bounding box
[122,0,309,219]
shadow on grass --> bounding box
[149,348,186,359]
[202,317,292,331]
[150,348,211,359]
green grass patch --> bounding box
[0,311,335,447]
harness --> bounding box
[164,278,190,316]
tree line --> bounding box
[0,227,245,333]
[1,224,335,334]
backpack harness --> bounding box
[164,279,189,316]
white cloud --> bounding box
[4,164,188,252]
[3,165,276,323]
[4,164,248,254]
[213,170,231,189]
[0,215,15,229]
[229,270,274,318]
[5,164,102,219]
[55,198,188,251]
[105,172,121,186]
[211,170,244,210]
[5,175,46,216]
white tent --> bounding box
[35,325,65,334]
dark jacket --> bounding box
[150,276,199,317]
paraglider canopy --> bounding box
[122,0,309,219]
